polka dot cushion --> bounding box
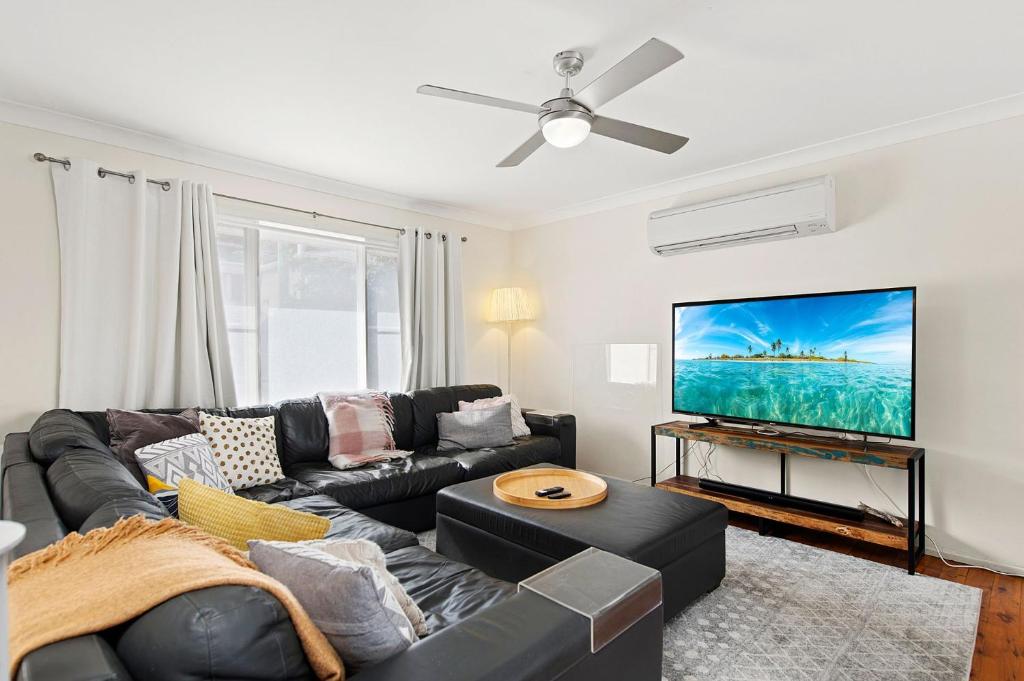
[199,412,284,491]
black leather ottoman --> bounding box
[435,464,728,620]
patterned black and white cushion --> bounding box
[134,432,234,494]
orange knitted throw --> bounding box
[6,516,344,680]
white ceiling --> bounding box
[3,1,1024,228]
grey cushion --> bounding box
[248,540,417,672]
[435,403,514,452]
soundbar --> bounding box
[698,478,865,521]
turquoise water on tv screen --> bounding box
[673,360,912,437]
[673,289,914,437]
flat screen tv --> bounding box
[672,286,916,439]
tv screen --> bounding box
[672,287,916,439]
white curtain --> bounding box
[51,158,236,409]
[398,229,465,390]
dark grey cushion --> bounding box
[436,404,514,452]
[107,408,201,485]
[248,540,417,672]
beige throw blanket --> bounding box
[6,516,344,680]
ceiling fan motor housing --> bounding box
[553,50,584,78]
[538,97,593,130]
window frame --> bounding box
[216,212,400,404]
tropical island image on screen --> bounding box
[673,289,914,438]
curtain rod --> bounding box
[33,152,468,242]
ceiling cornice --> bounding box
[515,91,1024,228]
[5,93,1023,232]
[0,98,514,230]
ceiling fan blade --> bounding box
[590,116,689,154]
[573,38,683,111]
[417,85,545,115]
[496,130,546,167]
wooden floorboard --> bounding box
[728,514,1023,680]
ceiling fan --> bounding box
[417,38,689,167]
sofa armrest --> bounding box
[354,550,663,681]
[351,590,591,681]
[522,411,576,469]
[17,635,133,681]
[2,433,67,558]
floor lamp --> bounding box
[489,287,534,395]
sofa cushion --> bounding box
[116,585,314,681]
[285,455,464,510]
[307,538,428,637]
[107,408,201,485]
[430,435,562,480]
[235,477,318,504]
[178,477,329,550]
[134,432,234,494]
[79,496,170,534]
[45,449,158,530]
[199,412,284,490]
[276,397,329,467]
[459,394,530,438]
[277,494,418,553]
[384,545,515,634]
[408,385,501,448]
[29,410,110,466]
[436,403,515,452]
[389,392,414,451]
[249,540,418,672]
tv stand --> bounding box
[650,421,926,574]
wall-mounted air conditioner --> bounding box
[647,176,835,256]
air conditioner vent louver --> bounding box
[648,176,835,256]
[654,225,799,255]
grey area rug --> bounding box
[418,527,982,681]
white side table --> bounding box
[0,521,26,681]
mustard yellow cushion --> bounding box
[178,478,330,550]
[146,475,176,493]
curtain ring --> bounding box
[160,181,171,192]
[441,234,447,242]
[400,228,407,235]
[425,232,432,239]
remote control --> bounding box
[547,491,572,500]
[535,486,564,497]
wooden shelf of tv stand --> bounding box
[656,474,917,550]
[652,421,924,470]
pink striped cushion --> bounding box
[318,392,409,470]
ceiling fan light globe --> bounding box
[541,115,591,148]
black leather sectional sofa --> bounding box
[1,385,662,681]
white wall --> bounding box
[511,114,1024,572]
[0,121,511,435]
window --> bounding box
[216,215,401,405]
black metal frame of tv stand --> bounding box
[650,420,926,575]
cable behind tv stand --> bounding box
[650,420,926,574]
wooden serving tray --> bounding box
[493,468,608,509]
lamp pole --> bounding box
[506,319,513,394]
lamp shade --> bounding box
[489,287,534,322]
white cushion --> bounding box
[199,412,284,490]
[459,394,531,438]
